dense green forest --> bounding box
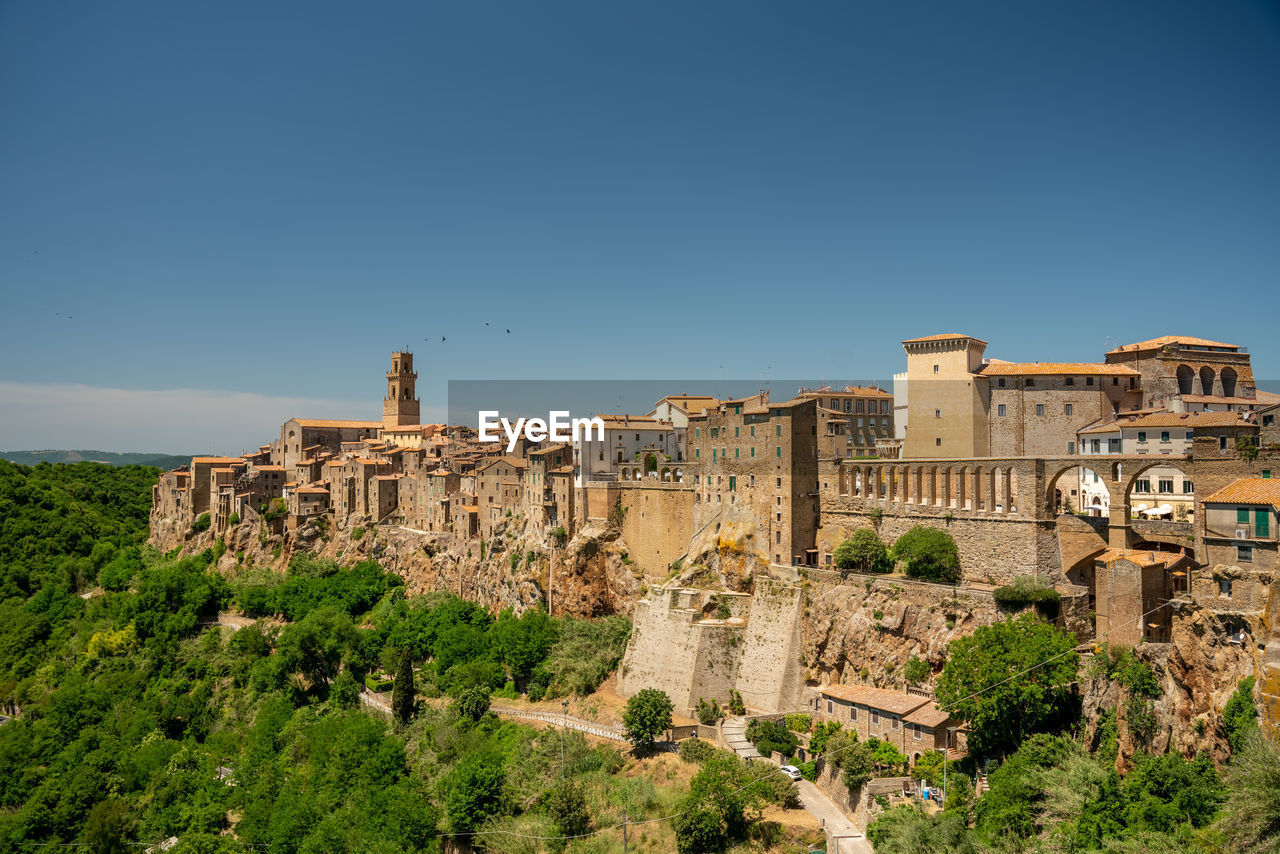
[1,450,192,469]
[0,461,804,853]
[2,459,1278,853]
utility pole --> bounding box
[561,699,569,779]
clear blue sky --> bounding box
[2,1,1278,452]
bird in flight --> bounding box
[506,329,511,334]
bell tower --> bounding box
[382,350,420,431]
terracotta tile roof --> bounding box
[461,505,478,513]
[1107,335,1238,354]
[1179,394,1267,405]
[1118,410,1252,429]
[291,419,382,429]
[843,385,893,397]
[818,684,930,716]
[476,455,527,471]
[977,361,1139,377]
[528,443,568,456]
[192,456,244,464]
[1096,548,1186,567]
[1203,478,1280,507]
[255,465,285,471]
[904,703,951,728]
[298,486,329,494]
[903,333,987,345]
[327,460,346,467]
[595,414,670,426]
[1078,420,1123,435]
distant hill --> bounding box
[1,450,193,469]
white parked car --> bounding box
[779,764,803,781]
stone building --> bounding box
[1093,548,1193,645]
[382,350,420,431]
[812,685,956,763]
[1200,479,1278,649]
[1104,335,1255,410]
[796,385,894,457]
[475,455,526,537]
[574,414,679,486]
[687,392,820,566]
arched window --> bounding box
[1200,366,1216,395]
[1176,365,1194,395]
[1221,367,1238,398]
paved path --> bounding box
[491,706,629,742]
[720,716,763,759]
[721,717,868,853]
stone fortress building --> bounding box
[151,335,1280,727]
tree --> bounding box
[329,669,360,709]
[543,780,590,850]
[834,528,890,572]
[840,741,876,790]
[891,526,960,583]
[452,685,491,723]
[440,753,505,834]
[1219,727,1280,854]
[868,804,978,854]
[934,613,1079,758]
[1222,676,1258,755]
[913,750,947,787]
[80,799,135,854]
[673,807,724,854]
[391,648,415,725]
[622,688,672,748]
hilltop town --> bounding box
[149,333,1280,787]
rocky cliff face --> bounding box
[150,510,643,618]
[801,573,1006,690]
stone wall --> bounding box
[618,482,695,579]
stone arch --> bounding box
[674,468,683,483]
[1044,462,1088,516]
[1199,366,1216,395]
[1221,366,1238,398]
[1119,458,1194,518]
[1176,364,1195,395]
[660,467,671,482]
[645,453,658,473]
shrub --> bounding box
[784,713,812,733]
[891,526,960,583]
[993,575,1061,619]
[351,526,365,541]
[834,528,891,573]
[227,512,240,526]
[809,720,842,754]
[191,513,211,532]
[745,718,798,758]
[679,737,718,764]
[364,674,393,692]
[262,498,287,523]
[727,689,746,716]
[696,697,723,725]
[549,525,567,545]
[905,655,931,684]
[1222,676,1258,755]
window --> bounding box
[750,425,755,436]
[851,706,857,721]
[1135,479,1151,493]
[826,700,833,715]
[1091,439,1100,453]
[777,477,782,487]
[1025,378,1035,387]
[1066,377,1074,386]
[1264,415,1275,427]
[695,449,700,458]
[1183,481,1194,493]
[933,365,939,374]
[891,716,899,730]
[1036,404,1045,416]
[1220,436,1229,451]
[728,475,736,491]
[935,409,941,418]
[776,446,782,458]
[1257,509,1270,538]
[1138,431,1147,443]
[1086,377,1094,386]
[1218,578,1232,597]
[913,724,922,741]
[776,424,782,436]
[776,531,781,543]
[871,710,880,725]
[998,378,1006,388]
[735,426,740,437]
[734,405,741,415]
[1237,545,1253,562]
[997,404,1006,416]
[1065,404,1073,416]
[1160,431,1170,443]
[750,447,755,457]
[695,428,700,438]
[735,448,739,458]
[1158,479,1173,493]
[936,438,942,447]
[1113,377,1119,386]
[1263,471,1271,479]
[1068,441,1076,454]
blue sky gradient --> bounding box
[1,1,1278,451]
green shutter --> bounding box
[1238,507,1250,524]
[1256,509,1270,538]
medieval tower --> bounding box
[382,351,421,431]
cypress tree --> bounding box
[392,648,415,725]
